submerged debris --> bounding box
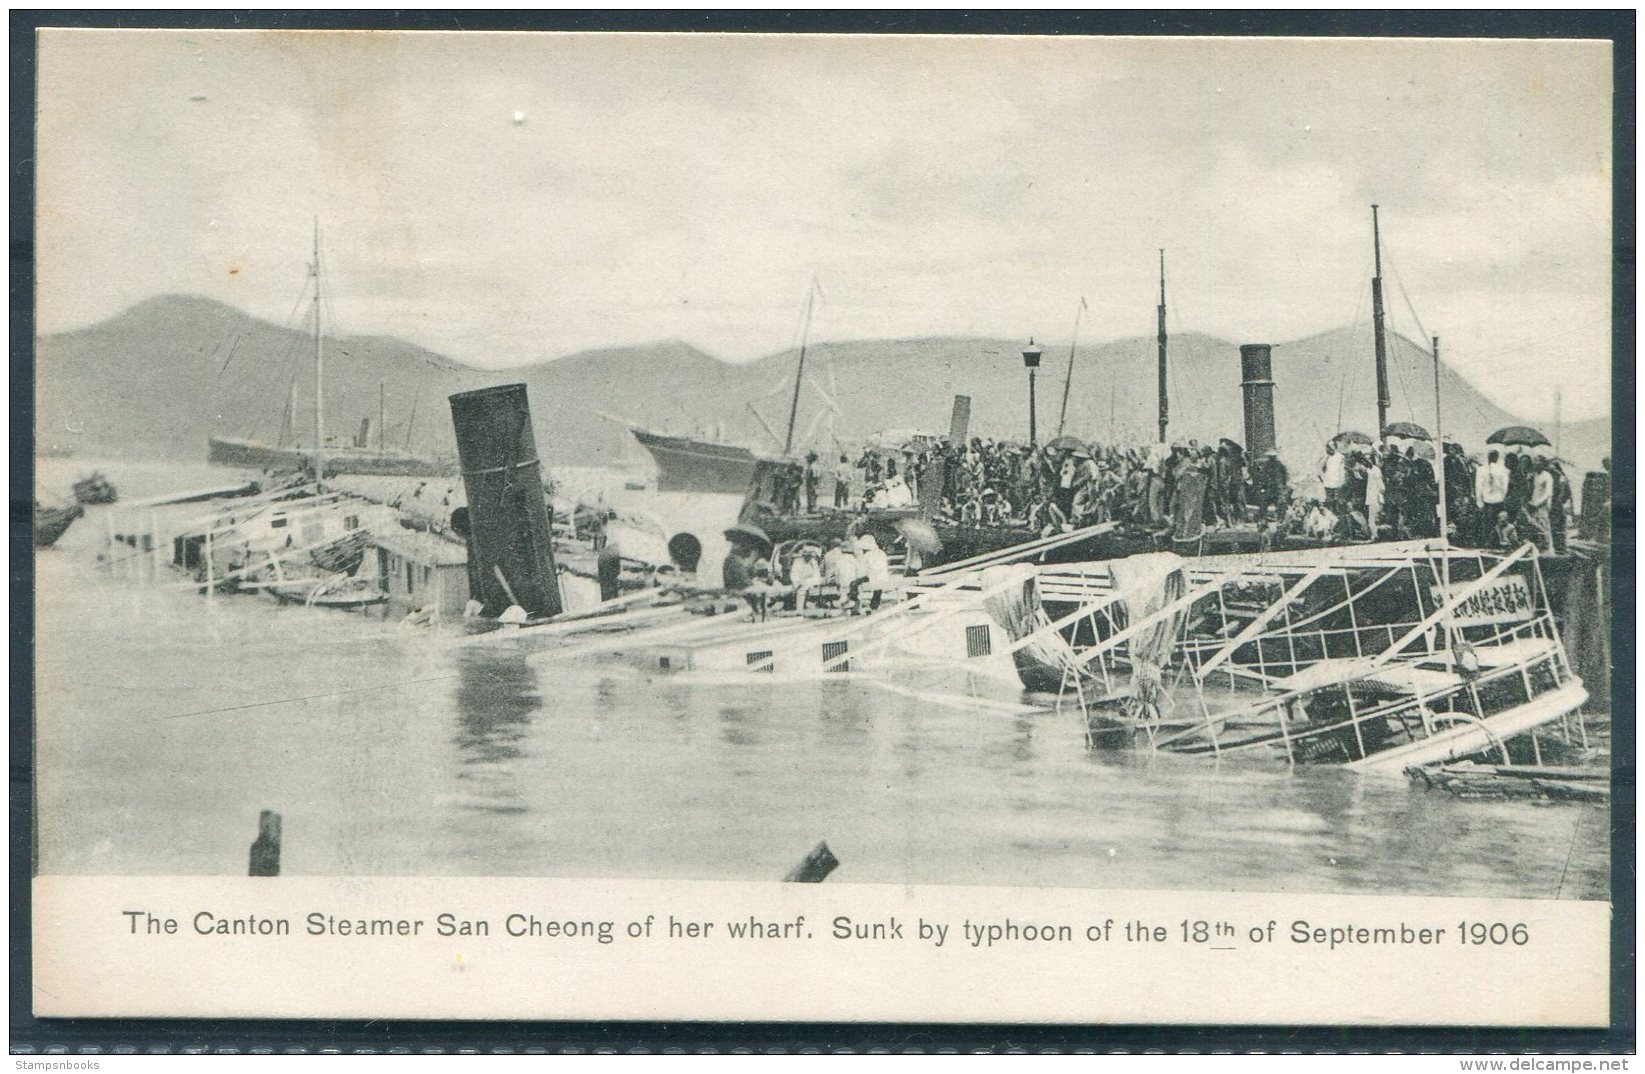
[1407,762,1609,801]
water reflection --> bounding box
[717,701,764,748]
[449,650,540,816]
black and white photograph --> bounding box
[24,24,1621,1029]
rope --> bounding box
[158,673,459,722]
[1379,241,1434,425]
[1389,256,1432,348]
[1392,332,1416,423]
[1555,805,1585,899]
[215,273,314,443]
[461,457,540,478]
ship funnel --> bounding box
[947,395,972,446]
[448,384,563,618]
[357,417,372,448]
[1239,344,1277,458]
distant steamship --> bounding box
[207,220,454,480]
[208,429,453,479]
[629,427,770,495]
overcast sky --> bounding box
[37,31,1613,420]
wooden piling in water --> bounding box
[783,840,839,883]
[249,810,282,877]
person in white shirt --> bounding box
[789,545,821,612]
[1475,448,1510,506]
[853,533,891,613]
[1320,441,1349,521]
[1474,448,1511,545]
[821,537,856,608]
[1364,455,1385,540]
[833,455,853,508]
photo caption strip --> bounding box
[34,876,1609,1024]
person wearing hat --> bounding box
[1364,450,1385,541]
[1200,445,1226,529]
[789,543,822,612]
[833,454,852,509]
[1252,449,1289,525]
[1052,449,1089,521]
[721,524,773,617]
[852,532,890,613]
[803,452,820,513]
[822,536,857,609]
[857,448,882,487]
[722,540,757,593]
[1319,440,1349,525]
[784,462,805,515]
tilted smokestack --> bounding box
[448,384,563,619]
[1239,344,1277,459]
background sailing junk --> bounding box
[32,32,1610,898]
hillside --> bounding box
[724,327,1611,477]
[33,295,1613,478]
[34,295,476,460]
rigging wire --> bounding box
[159,673,462,722]
[1382,242,1435,424]
[212,272,317,438]
[253,298,317,443]
[1343,253,1373,432]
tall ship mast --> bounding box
[1156,249,1169,443]
[312,217,326,490]
[1370,204,1392,437]
[1055,296,1086,438]
[782,282,817,456]
[206,221,455,479]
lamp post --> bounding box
[1021,337,1042,447]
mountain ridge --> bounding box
[34,295,1612,476]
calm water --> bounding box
[32,460,1610,899]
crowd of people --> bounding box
[1313,438,1576,553]
[774,429,1582,554]
[821,436,1289,539]
[719,528,894,621]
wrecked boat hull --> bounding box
[1344,681,1588,775]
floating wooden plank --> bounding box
[1535,779,1609,802]
[1441,764,1609,783]
[121,481,263,509]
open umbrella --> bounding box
[893,517,943,555]
[1332,430,1374,447]
[1044,434,1088,454]
[1381,421,1431,440]
[1487,425,1551,449]
[722,523,772,555]
[667,532,703,573]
